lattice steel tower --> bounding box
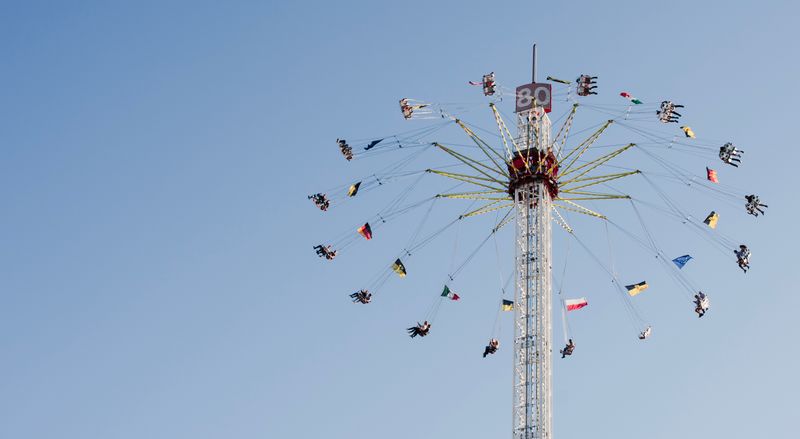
[430,44,625,439]
[510,44,554,439]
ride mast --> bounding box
[512,43,554,439]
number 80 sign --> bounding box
[515,83,552,113]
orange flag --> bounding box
[706,167,719,183]
[357,223,372,240]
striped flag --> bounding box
[565,297,589,311]
[626,281,649,297]
[706,167,719,183]
[620,92,643,104]
[357,223,372,240]
[501,299,514,311]
[441,285,460,301]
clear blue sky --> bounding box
[2,1,798,438]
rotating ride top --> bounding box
[308,46,766,439]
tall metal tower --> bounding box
[511,44,554,439]
[421,43,625,439]
[323,33,730,439]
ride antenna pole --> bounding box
[512,44,553,439]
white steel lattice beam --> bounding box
[513,109,553,439]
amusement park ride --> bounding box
[511,44,557,439]
[310,44,764,439]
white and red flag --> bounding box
[565,297,588,311]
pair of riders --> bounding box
[399,98,429,120]
[407,321,432,338]
[745,195,768,217]
[338,138,353,161]
[734,245,751,273]
[657,100,684,123]
[313,244,337,260]
[719,142,743,167]
[350,289,371,304]
[482,338,500,357]
[577,74,597,96]
[481,72,496,96]
[560,339,576,358]
[694,292,710,317]
[308,193,330,211]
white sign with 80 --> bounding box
[515,83,552,113]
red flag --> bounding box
[706,167,719,183]
[565,298,588,311]
[357,222,372,240]
[620,92,642,104]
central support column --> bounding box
[512,109,553,439]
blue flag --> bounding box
[364,139,384,150]
[672,255,693,269]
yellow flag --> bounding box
[704,211,719,229]
[626,281,649,296]
[392,258,407,277]
[347,181,361,197]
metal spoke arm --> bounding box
[426,169,507,192]
[434,142,507,180]
[559,143,635,182]
[554,199,607,219]
[558,194,631,201]
[490,103,522,158]
[552,206,574,233]
[552,103,579,156]
[454,119,510,178]
[435,189,508,199]
[557,120,614,173]
[559,170,640,192]
[462,200,515,218]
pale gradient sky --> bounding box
[1,1,798,438]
